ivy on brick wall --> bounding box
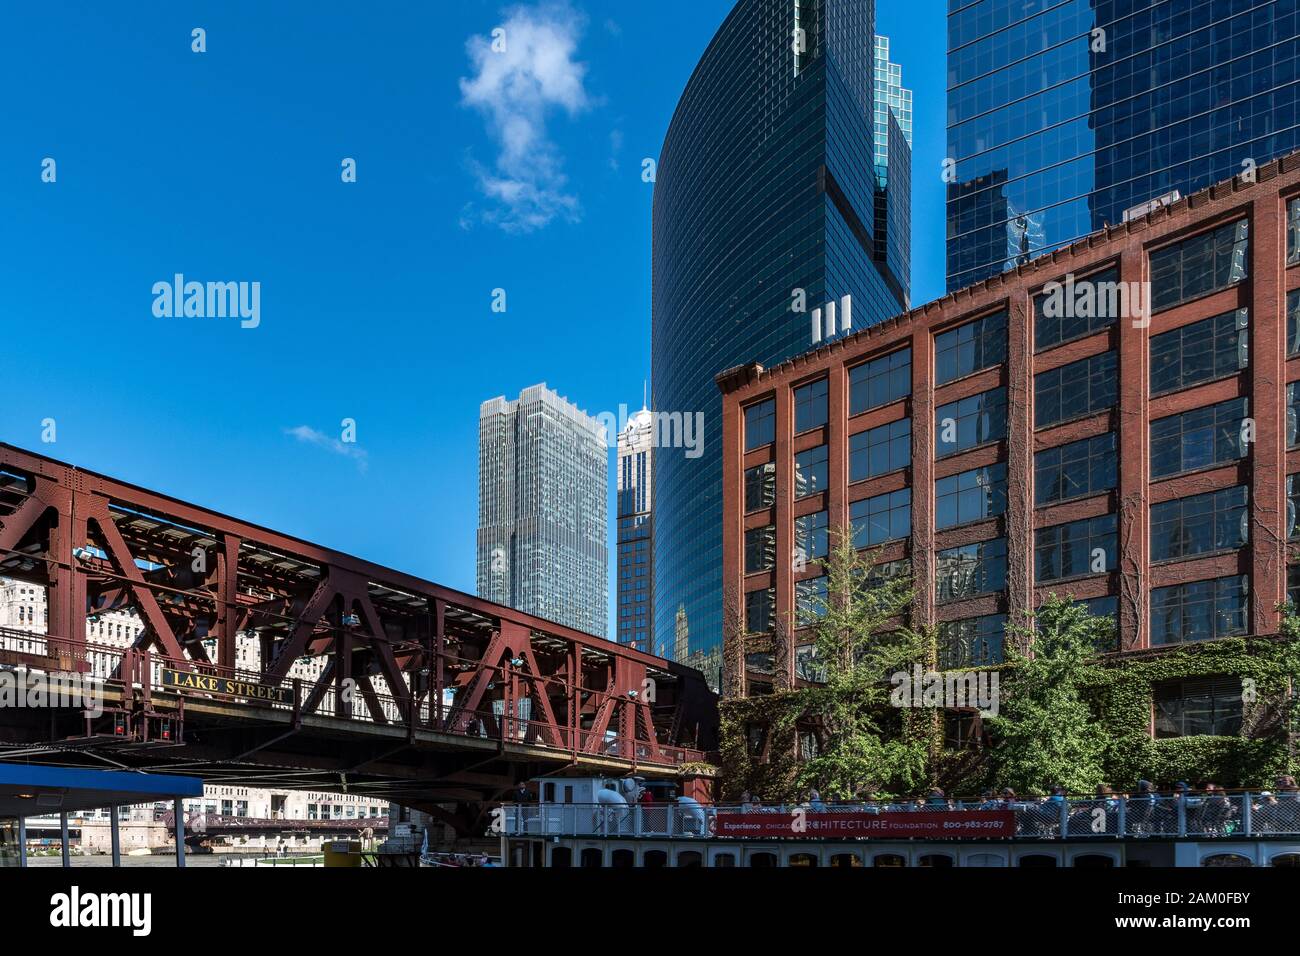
[720,608,1300,800]
[719,692,804,802]
[1086,635,1296,789]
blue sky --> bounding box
[0,1,947,637]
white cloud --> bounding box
[608,128,623,171]
[459,2,592,233]
[285,425,369,473]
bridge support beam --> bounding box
[215,534,242,676]
[174,799,185,869]
[17,817,26,868]
[60,812,70,868]
[110,805,121,868]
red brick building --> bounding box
[718,153,1300,705]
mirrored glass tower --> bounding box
[947,0,1300,291]
[652,0,912,666]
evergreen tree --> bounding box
[1275,603,1300,773]
[793,528,928,799]
[986,596,1108,795]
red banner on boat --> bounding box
[712,810,1016,839]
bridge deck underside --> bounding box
[0,692,687,806]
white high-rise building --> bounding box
[616,406,654,652]
[477,383,608,637]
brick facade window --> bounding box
[794,444,828,498]
[745,525,775,573]
[936,537,1007,602]
[1149,486,1248,561]
[795,575,828,627]
[938,614,1006,669]
[864,558,911,590]
[944,711,983,750]
[794,378,828,433]
[794,509,829,561]
[1288,289,1300,356]
[1034,514,1117,582]
[849,347,911,413]
[1150,397,1249,477]
[744,587,774,633]
[1079,596,1120,652]
[745,398,776,450]
[1149,308,1248,395]
[1150,575,1249,646]
[1288,198,1300,265]
[850,488,911,547]
[1035,351,1117,427]
[1287,475,1300,539]
[935,387,1008,458]
[1034,432,1117,505]
[795,645,825,682]
[850,417,911,480]
[1033,265,1120,350]
[1154,678,1243,738]
[1288,385,1300,447]
[935,311,1007,384]
[1149,219,1248,312]
[936,463,1007,528]
[745,461,776,512]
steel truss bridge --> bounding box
[0,444,716,826]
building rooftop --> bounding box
[718,148,1300,395]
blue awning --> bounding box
[0,764,202,817]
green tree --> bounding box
[791,527,928,799]
[986,596,1109,795]
[1275,603,1300,773]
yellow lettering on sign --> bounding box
[163,668,287,704]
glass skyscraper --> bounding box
[874,36,914,176]
[947,0,1300,291]
[616,407,654,653]
[477,383,608,638]
[875,35,914,303]
[652,0,911,666]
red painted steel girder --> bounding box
[0,443,716,757]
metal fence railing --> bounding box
[164,813,388,832]
[502,794,1300,840]
[507,804,712,839]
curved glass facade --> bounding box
[652,0,908,673]
[947,0,1300,290]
